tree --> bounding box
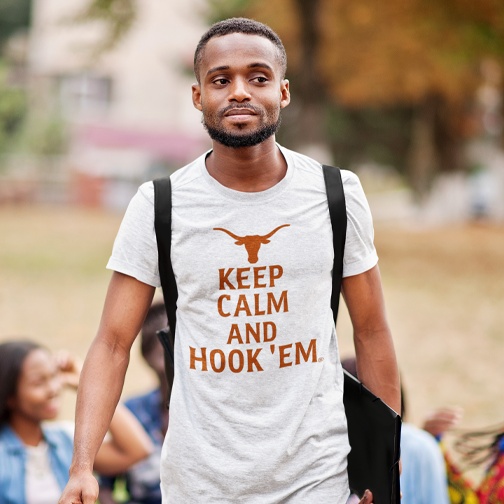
[72,0,137,56]
[0,0,31,50]
[222,0,504,195]
[0,61,27,154]
[78,0,504,195]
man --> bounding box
[59,17,400,504]
[98,301,168,504]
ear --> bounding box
[192,83,203,111]
[280,79,290,109]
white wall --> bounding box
[29,0,208,136]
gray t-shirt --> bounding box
[107,145,378,504]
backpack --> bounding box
[152,164,400,504]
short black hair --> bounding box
[0,340,42,425]
[194,17,287,83]
[141,301,168,357]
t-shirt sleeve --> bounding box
[341,170,378,277]
[106,182,161,287]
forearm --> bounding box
[342,265,401,415]
[354,325,401,415]
[70,336,130,475]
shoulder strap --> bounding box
[153,176,178,336]
[153,176,176,405]
[322,164,347,321]
[153,165,347,405]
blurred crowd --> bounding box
[1,300,503,504]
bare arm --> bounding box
[342,265,401,415]
[59,272,155,504]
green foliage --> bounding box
[205,0,251,24]
[73,0,137,55]
[0,0,31,49]
[0,61,27,154]
[28,118,68,157]
[326,106,413,174]
[9,112,69,158]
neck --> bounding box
[206,136,287,192]
[9,414,44,447]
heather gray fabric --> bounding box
[107,145,378,504]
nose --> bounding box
[228,77,251,102]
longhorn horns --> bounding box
[213,224,290,241]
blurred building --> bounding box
[26,0,209,208]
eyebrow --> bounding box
[206,65,230,77]
[205,62,274,78]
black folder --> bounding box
[343,369,402,504]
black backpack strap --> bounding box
[153,176,177,407]
[322,165,347,322]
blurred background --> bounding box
[1,0,503,477]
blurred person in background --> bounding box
[99,301,169,504]
[0,340,153,504]
[341,357,450,504]
[422,409,504,504]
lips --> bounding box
[224,109,257,117]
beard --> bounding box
[202,104,282,148]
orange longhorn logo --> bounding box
[214,224,290,264]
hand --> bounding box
[55,350,82,390]
[422,406,463,438]
[359,490,373,503]
[58,471,98,504]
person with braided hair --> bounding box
[429,418,504,504]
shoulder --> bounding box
[279,145,363,195]
[134,151,208,206]
[0,423,22,450]
[43,421,75,444]
[169,151,209,191]
[279,145,324,177]
[341,169,363,191]
[401,423,443,459]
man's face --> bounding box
[192,33,290,148]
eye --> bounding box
[253,76,268,83]
[213,78,228,85]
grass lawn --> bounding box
[1,205,503,455]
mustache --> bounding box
[219,104,263,116]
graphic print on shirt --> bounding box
[213,224,290,264]
[189,224,320,374]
